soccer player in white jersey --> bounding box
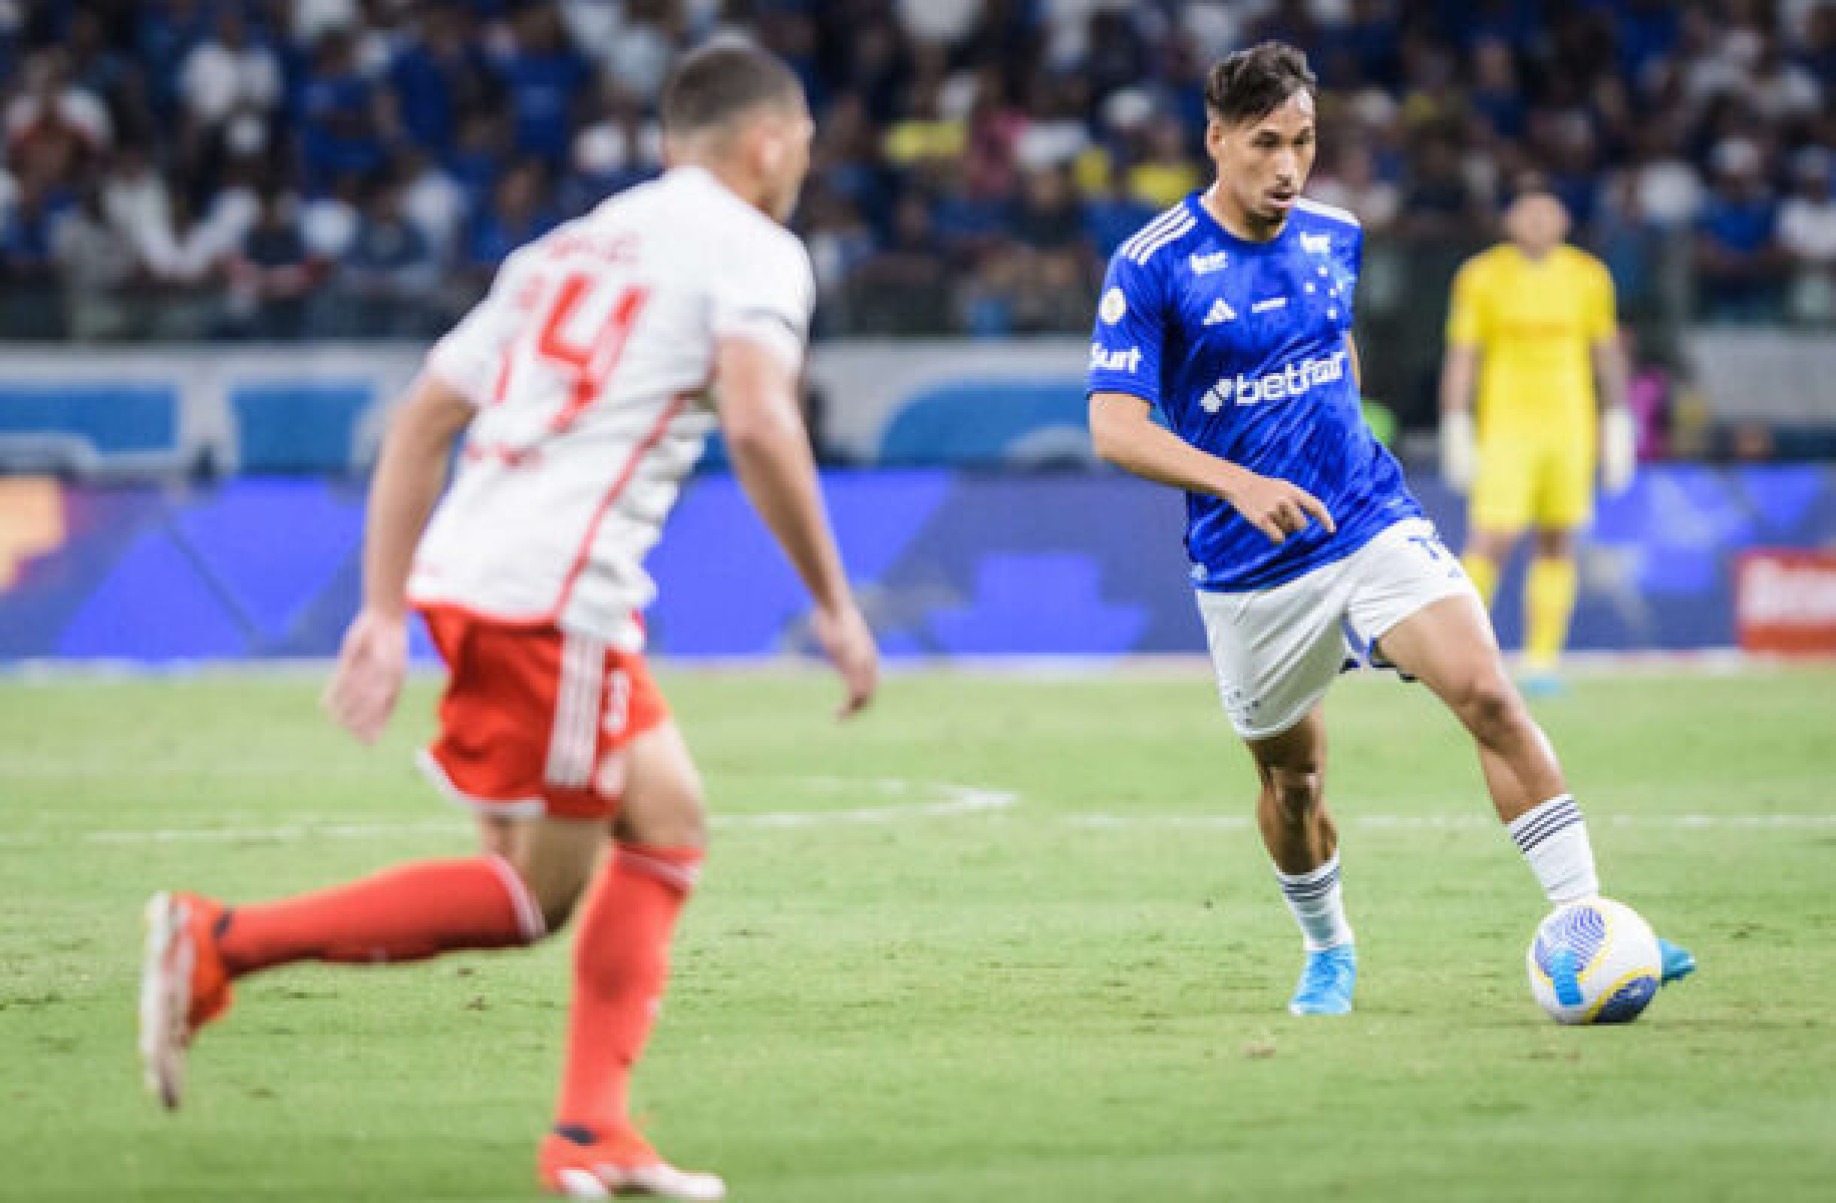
[139,45,876,1199]
[1085,42,1694,1016]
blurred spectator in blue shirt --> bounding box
[297,31,387,187]
[444,110,508,216]
[460,161,557,285]
[1467,39,1526,141]
[1694,138,1786,321]
[136,0,214,119]
[1615,0,1683,82]
[0,176,69,282]
[337,178,440,337]
[1802,6,1836,85]
[65,8,134,114]
[226,188,323,339]
[390,6,495,154]
[494,2,592,169]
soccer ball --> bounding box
[1526,897,1662,1025]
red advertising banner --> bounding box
[1736,550,1836,655]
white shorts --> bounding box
[1195,518,1478,740]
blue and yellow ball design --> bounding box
[1526,898,1662,1025]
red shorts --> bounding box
[416,607,669,822]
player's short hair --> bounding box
[1507,170,1557,203]
[660,42,804,137]
[1205,41,1317,127]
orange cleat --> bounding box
[138,891,234,1110]
[538,1125,726,1200]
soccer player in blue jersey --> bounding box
[1086,42,1694,1016]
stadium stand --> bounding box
[0,0,1832,461]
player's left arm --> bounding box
[1587,260,1635,494]
[325,373,477,743]
[711,232,878,718]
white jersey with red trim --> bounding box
[407,166,814,649]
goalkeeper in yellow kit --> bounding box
[1439,184,1634,690]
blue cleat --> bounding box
[1288,945,1357,1016]
[1658,937,1697,985]
[1520,671,1569,699]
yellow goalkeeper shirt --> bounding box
[1445,243,1616,438]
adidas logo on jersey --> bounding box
[1202,298,1237,325]
[1189,250,1229,274]
[1300,232,1332,254]
[1202,349,1350,412]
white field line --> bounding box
[0,760,400,779]
[0,776,1020,847]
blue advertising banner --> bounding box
[3,467,1833,662]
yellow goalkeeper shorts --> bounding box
[1470,431,1594,533]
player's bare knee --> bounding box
[1454,672,1524,747]
[1264,764,1325,825]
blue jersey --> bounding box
[1086,192,1421,591]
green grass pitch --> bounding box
[2,665,1833,1201]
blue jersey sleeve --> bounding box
[1086,251,1166,405]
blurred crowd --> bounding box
[1,0,1835,346]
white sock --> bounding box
[1274,853,1354,952]
[1508,794,1600,905]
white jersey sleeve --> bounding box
[709,225,815,370]
[423,245,540,406]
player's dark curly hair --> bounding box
[661,42,803,135]
[1205,41,1317,126]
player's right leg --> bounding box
[1195,571,1357,1016]
[541,718,725,1200]
[1246,709,1358,1016]
[1371,592,1694,984]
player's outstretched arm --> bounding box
[715,336,878,718]
[1089,391,1334,544]
[324,374,476,744]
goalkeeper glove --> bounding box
[1440,410,1477,494]
[1600,406,1636,495]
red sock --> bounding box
[554,843,702,1136]
[217,856,544,975]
